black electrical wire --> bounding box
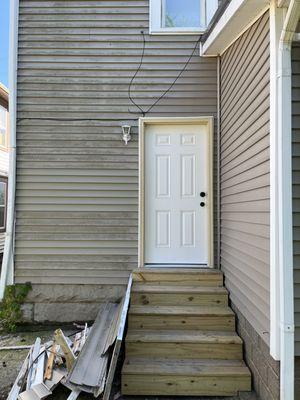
[128,30,147,116]
[17,33,202,123]
[128,31,202,116]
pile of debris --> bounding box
[7,298,128,400]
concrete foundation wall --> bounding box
[21,284,126,322]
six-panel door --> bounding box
[144,123,209,265]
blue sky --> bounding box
[0,0,9,87]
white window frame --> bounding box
[149,0,218,35]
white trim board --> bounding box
[201,0,270,56]
[138,117,214,269]
[269,1,285,362]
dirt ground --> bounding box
[0,327,259,400]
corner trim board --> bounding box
[0,0,18,299]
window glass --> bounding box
[0,181,7,231]
[0,207,4,228]
[0,182,6,206]
[0,106,7,147]
[163,0,201,28]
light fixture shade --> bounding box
[122,125,131,145]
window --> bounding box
[150,0,218,34]
[0,177,7,232]
[0,106,8,148]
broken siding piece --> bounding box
[26,338,41,390]
[18,383,51,400]
[66,389,81,400]
[32,346,45,387]
[7,349,31,400]
[67,302,120,395]
[103,275,133,400]
[44,368,66,391]
[73,324,90,355]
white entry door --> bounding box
[144,123,211,265]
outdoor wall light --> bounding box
[122,125,131,145]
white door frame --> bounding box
[138,116,214,268]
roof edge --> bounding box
[201,0,270,56]
[0,84,9,109]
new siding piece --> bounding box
[15,0,217,307]
[220,13,270,344]
[292,40,300,356]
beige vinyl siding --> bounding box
[292,40,300,356]
[15,1,217,288]
[220,13,270,343]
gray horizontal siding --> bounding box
[15,0,217,286]
[292,41,300,356]
[220,12,270,343]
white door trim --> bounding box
[138,116,214,268]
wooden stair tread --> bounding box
[122,357,251,377]
[129,305,234,316]
[132,283,228,294]
[126,330,242,344]
[134,267,222,274]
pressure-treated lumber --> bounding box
[122,358,251,396]
[132,268,223,286]
[122,268,251,396]
[128,305,235,331]
[54,330,75,371]
[126,330,243,360]
[44,344,58,380]
[131,283,228,306]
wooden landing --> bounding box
[122,268,251,397]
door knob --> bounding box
[200,202,205,207]
[200,192,206,197]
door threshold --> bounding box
[144,264,211,269]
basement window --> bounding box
[150,0,218,34]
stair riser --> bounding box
[128,315,235,331]
[126,342,243,359]
[122,375,251,396]
[131,292,228,306]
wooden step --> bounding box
[122,358,251,396]
[126,330,243,359]
[128,305,235,331]
[131,283,228,306]
[132,268,223,286]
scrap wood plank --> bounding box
[7,349,31,400]
[0,345,32,351]
[102,275,133,400]
[54,329,75,371]
[44,343,58,380]
[73,324,89,355]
